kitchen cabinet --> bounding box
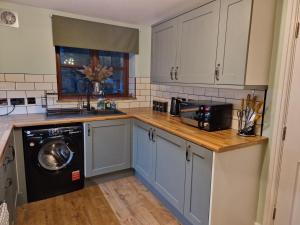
[151,18,178,83]
[151,0,276,88]
[84,119,131,177]
[154,129,186,212]
[133,120,264,225]
[184,142,213,225]
[177,0,220,84]
[215,0,252,85]
[0,132,17,225]
[132,120,155,183]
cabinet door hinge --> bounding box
[296,22,300,38]
[272,207,277,220]
[282,126,287,141]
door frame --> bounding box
[262,0,300,224]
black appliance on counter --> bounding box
[23,123,84,202]
[180,100,233,131]
[170,97,187,116]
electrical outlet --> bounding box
[10,98,25,105]
[27,97,36,104]
[0,98,8,105]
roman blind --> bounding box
[52,15,139,54]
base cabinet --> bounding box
[0,132,17,225]
[184,142,213,225]
[133,121,212,225]
[154,129,186,212]
[133,121,155,183]
[84,119,131,177]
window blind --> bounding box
[52,15,139,54]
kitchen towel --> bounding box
[0,202,9,225]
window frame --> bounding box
[55,46,129,100]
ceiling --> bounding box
[4,0,204,25]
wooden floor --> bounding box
[99,176,181,225]
[16,176,181,225]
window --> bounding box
[55,46,129,100]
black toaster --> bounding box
[180,100,233,132]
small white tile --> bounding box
[183,87,194,95]
[7,91,26,98]
[173,86,184,93]
[212,97,225,102]
[5,74,25,82]
[130,102,139,108]
[0,91,6,98]
[117,102,130,109]
[140,78,150,84]
[27,106,46,114]
[193,87,205,96]
[35,83,52,90]
[187,95,198,100]
[139,101,150,107]
[43,75,57,82]
[25,74,44,82]
[10,106,27,115]
[136,96,146,101]
[205,88,219,97]
[140,89,151,96]
[198,96,212,101]
[0,82,15,90]
[26,90,45,98]
[16,83,34,90]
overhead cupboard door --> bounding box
[152,19,178,83]
[215,0,252,85]
[177,0,220,84]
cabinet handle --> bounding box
[215,64,220,81]
[170,67,174,80]
[151,129,156,142]
[175,66,178,80]
[148,128,152,141]
[87,124,91,136]
[186,145,191,162]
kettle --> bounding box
[170,97,186,116]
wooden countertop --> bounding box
[0,108,268,158]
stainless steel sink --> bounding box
[46,108,126,118]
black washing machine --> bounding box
[23,123,84,202]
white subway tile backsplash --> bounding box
[0,91,6,98]
[140,89,150,96]
[0,74,5,82]
[193,87,205,95]
[205,88,219,97]
[0,82,15,90]
[10,106,27,115]
[27,106,46,114]
[43,75,57,82]
[25,74,44,82]
[35,83,52,90]
[183,87,194,95]
[16,83,35,90]
[5,74,25,82]
[140,78,150,84]
[26,90,45,98]
[7,91,26,98]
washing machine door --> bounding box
[38,139,74,171]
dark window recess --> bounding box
[27,97,36,104]
[10,98,25,105]
[55,46,130,100]
[0,98,8,105]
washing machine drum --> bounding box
[38,139,74,171]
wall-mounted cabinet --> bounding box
[151,0,276,89]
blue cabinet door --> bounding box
[84,119,131,177]
[153,128,186,213]
[133,121,155,183]
[184,142,213,225]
